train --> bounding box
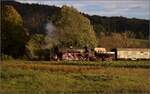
[52,47,150,61]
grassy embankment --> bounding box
[129,39,149,48]
[0,60,150,94]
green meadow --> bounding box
[0,60,150,94]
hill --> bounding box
[85,14,149,39]
[2,1,149,39]
[1,1,149,59]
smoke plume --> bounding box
[45,22,56,36]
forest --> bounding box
[1,1,149,59]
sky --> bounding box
[16,0,150,19]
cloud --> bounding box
[15,0,150,19]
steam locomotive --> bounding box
[53,47,150,61]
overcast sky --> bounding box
[16,0,150,19]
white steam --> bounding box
[44,22,58,48]
[45,22,56,36]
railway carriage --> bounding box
[111,48,150,60]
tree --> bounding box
[26,34,56,60]
[26,34,45,59]
[1,5,28,58]
[53,5,97,48]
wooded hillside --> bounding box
[2,1,149,39]
[1,1,149,59]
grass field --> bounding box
[0,60,150,94]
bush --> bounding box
[1,53,13,60]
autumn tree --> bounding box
[53,5,97,48]
[1,5,28,58]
